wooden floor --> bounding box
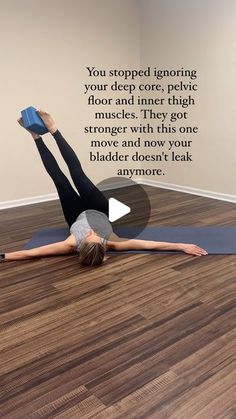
[0,186,236,419]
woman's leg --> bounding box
[34,138,86,227]
[52,130,108,215]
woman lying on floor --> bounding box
[0,111,208,266]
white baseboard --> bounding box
[1,179,236,210]
[135,178,236,204]
[0,181,131,210]
[0,193,59,210]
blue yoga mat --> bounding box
[24,226,236,254]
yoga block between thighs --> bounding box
[21,106,49,135]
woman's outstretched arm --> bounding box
[107,238,208,256]
[3,238,76,261]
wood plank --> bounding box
[0,186,235,418]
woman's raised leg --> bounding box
[33,137,85,227]
[37,110,108,215]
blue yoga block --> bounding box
[21,106,49,135]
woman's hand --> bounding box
[179,243,208,256]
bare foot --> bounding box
[37,110,57,134]
[17,117,41,140]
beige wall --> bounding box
[1,0,236,206]
[140,0,236,195]
[0,0,140,204]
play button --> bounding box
[91,176,151,240]
[109,198,131,222]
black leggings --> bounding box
[35,130,108,227]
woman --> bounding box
[0,110,208,266]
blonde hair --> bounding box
[78,240,106,266]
